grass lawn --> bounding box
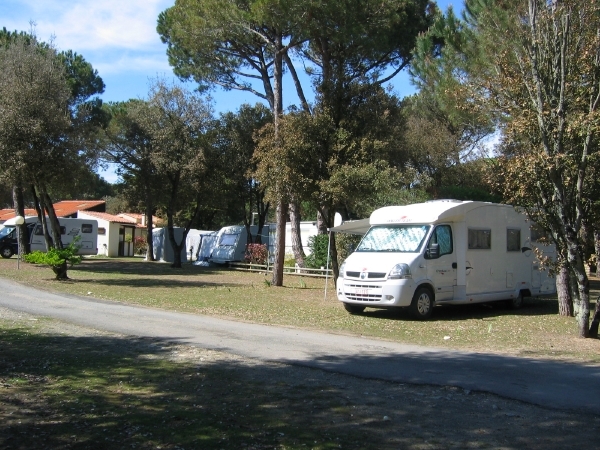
[0,256,598,364]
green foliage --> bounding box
[304,234,330,269]
[335,233,363,266]
[24,238,82,272]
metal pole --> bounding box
[16,225,20,270]
[324,230,331,300]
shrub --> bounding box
[134,236,147,255]
[304,234,330,269]
[24,238,82,280]
[245,243,268,265]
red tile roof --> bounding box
[52,200,105,218]
[0,209,36,222]
[0,200,105,222]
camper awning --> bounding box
[328,219,370,235]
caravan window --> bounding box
[219,233,238,246]
[507,229,521,252]
[357,225,430,253]
[468,229,491,249]
[82,223,93,233]
[531,224,549,243]
[33,224,67,235]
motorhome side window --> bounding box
[530,224,549,243]
[356,225,430,252]
[34,224,43,235]
[82,224,93,233]
[426,225,453,258]
[60,226,66,235]
[468,229,491,249]
[507,228,521,252]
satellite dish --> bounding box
[334,212,342,227]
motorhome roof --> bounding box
[369,200,510,225]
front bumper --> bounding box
[336,277,414,308]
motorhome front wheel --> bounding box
[410,287,434,320]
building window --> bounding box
[507,229,521,252]
[98,227,106,235]
[468,229,491,249]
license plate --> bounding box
[355,288,369,296]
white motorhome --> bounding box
[30,218,98,255]
[336,200,556,319]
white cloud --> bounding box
[2,0,174,53]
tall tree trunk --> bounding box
[31,186,53,251]
[590,297,600,338]
[271,201,288,286]
[289,199,306,267]
[556,264,573,316]
[271,33,285,286]
[39,183,68,280]
[566,238,590,338]
[145,200,155,261]
[12,183,28,254]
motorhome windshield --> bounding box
[0,226,14,239]
[356,225,430,253]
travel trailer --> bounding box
[336,200,556,319]
[0,217,98,257]
[210,225,270,264]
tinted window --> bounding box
[82,223,93,233]
[468,229,491,249]
[507,229,521,252]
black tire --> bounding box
[410,287,434,320]
[0,246,13,259]
[343,303,366,314]
[507,291,524,309]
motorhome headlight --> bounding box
[388,263,412,280]
[339,261,346,278]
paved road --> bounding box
[0,277,598,415]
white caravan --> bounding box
[210,225,270,264]
[30,218,99,255]
[336,200,556,319]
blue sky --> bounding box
[2,0,461,182]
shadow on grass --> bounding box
[1,328,598,450]
[70,277,243,289]
[357,296,561,322]
[75,260,226,277]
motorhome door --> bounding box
[425,225,456,301]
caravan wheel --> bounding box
[1,247,13,259]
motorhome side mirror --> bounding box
[521,246,532,253]
[427,243,439,259]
